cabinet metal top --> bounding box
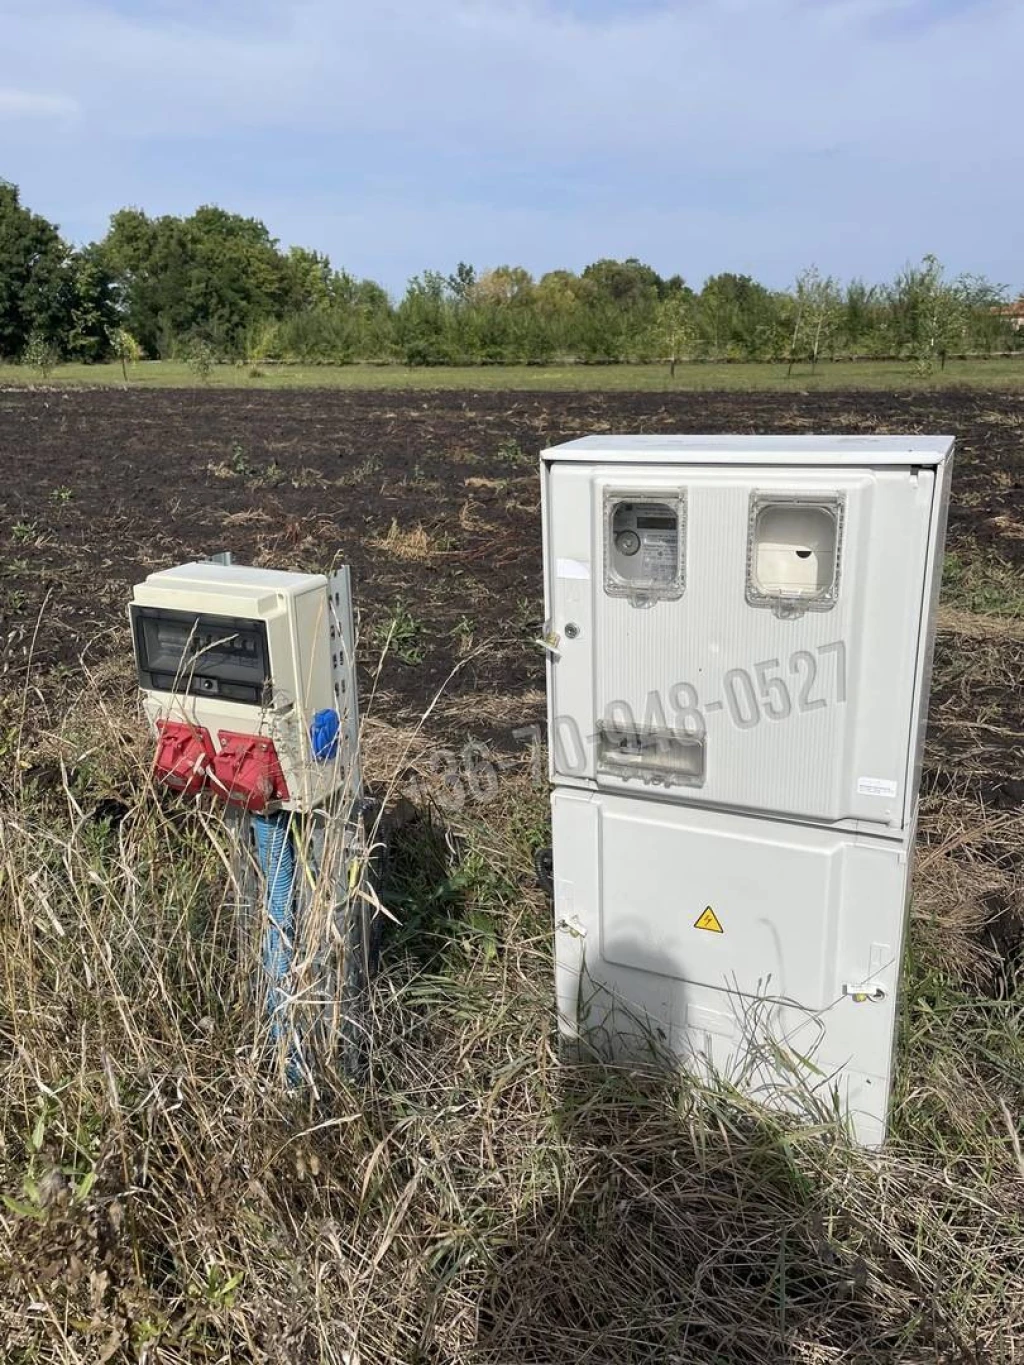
[542,434,955,466]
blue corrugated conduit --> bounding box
[252,811,300,1082]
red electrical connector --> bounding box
[209,732,290,813]
[153,720,215,796]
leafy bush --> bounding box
[21,331,59,377]
[185,337,215,382]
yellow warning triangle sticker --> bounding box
[694,906,724,934]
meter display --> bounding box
[131,606,271,704]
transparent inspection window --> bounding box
[597,720,706,788]
[746,492,844,613]
[604,491,686,602]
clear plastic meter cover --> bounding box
[604,490,686,604]
[131,606,272,704]
[745,491,845,615]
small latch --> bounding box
[535,623,562,657]
[842,982,887,1003]
[556,917,587,940]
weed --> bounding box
[496,435,532,467]
[450,614,476,656]
[49,486,74,504]
[371,598,424,664]
[290,467,329,490]
[206,444,287,489]
[10,520,39,543]
[514,594,541,633]
[338,454,383,486]
[253,459,286,489]
[943,548,1024,617]
[230,440,251,476]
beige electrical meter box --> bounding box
[131,560,359,815]
[542,435,954,1146]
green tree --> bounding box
[395,272,456,365]
[887,255,983,371]
[0,180,71,358]
[66,247,119,362]
[108,326,142,384]
[464,267,538,362]
[841,279,883,356]
[100,208,191,356]
[577,258,663,361]
[22,330,59,376]
[344,276,395,358]
[186,336,215,381]
[582,257,665,307]
[651,290,698,376]
[281,246,335,314]
[276,271,395,363]
[698,273,782,360]
[788,266,842,375]
[535,270,581,359]
[447,261,477,303]
[100,205,290,358]
[956,273,1009,356]
[181,206,288,354]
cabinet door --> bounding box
[547,461,936,829]
[551,787,909,1147]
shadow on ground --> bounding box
[460,1066,968,1365]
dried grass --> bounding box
[369,520,447,561]
[937,606,1024,641]
[1,669,1023,1363]
[457,498,494,532]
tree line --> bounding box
[1,179,1019,373]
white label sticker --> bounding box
[556,558,590,580]
[639,533,677,584]
[857,776,898,799]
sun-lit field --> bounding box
[1,384,1022,1362]
[2,355,1024,391]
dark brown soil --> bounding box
[926,632,1024,806]
[1,386,1021,788]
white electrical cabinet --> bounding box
[542,435,953,1146]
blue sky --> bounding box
[0,0,1020,295]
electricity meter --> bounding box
[130,560,359,814]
